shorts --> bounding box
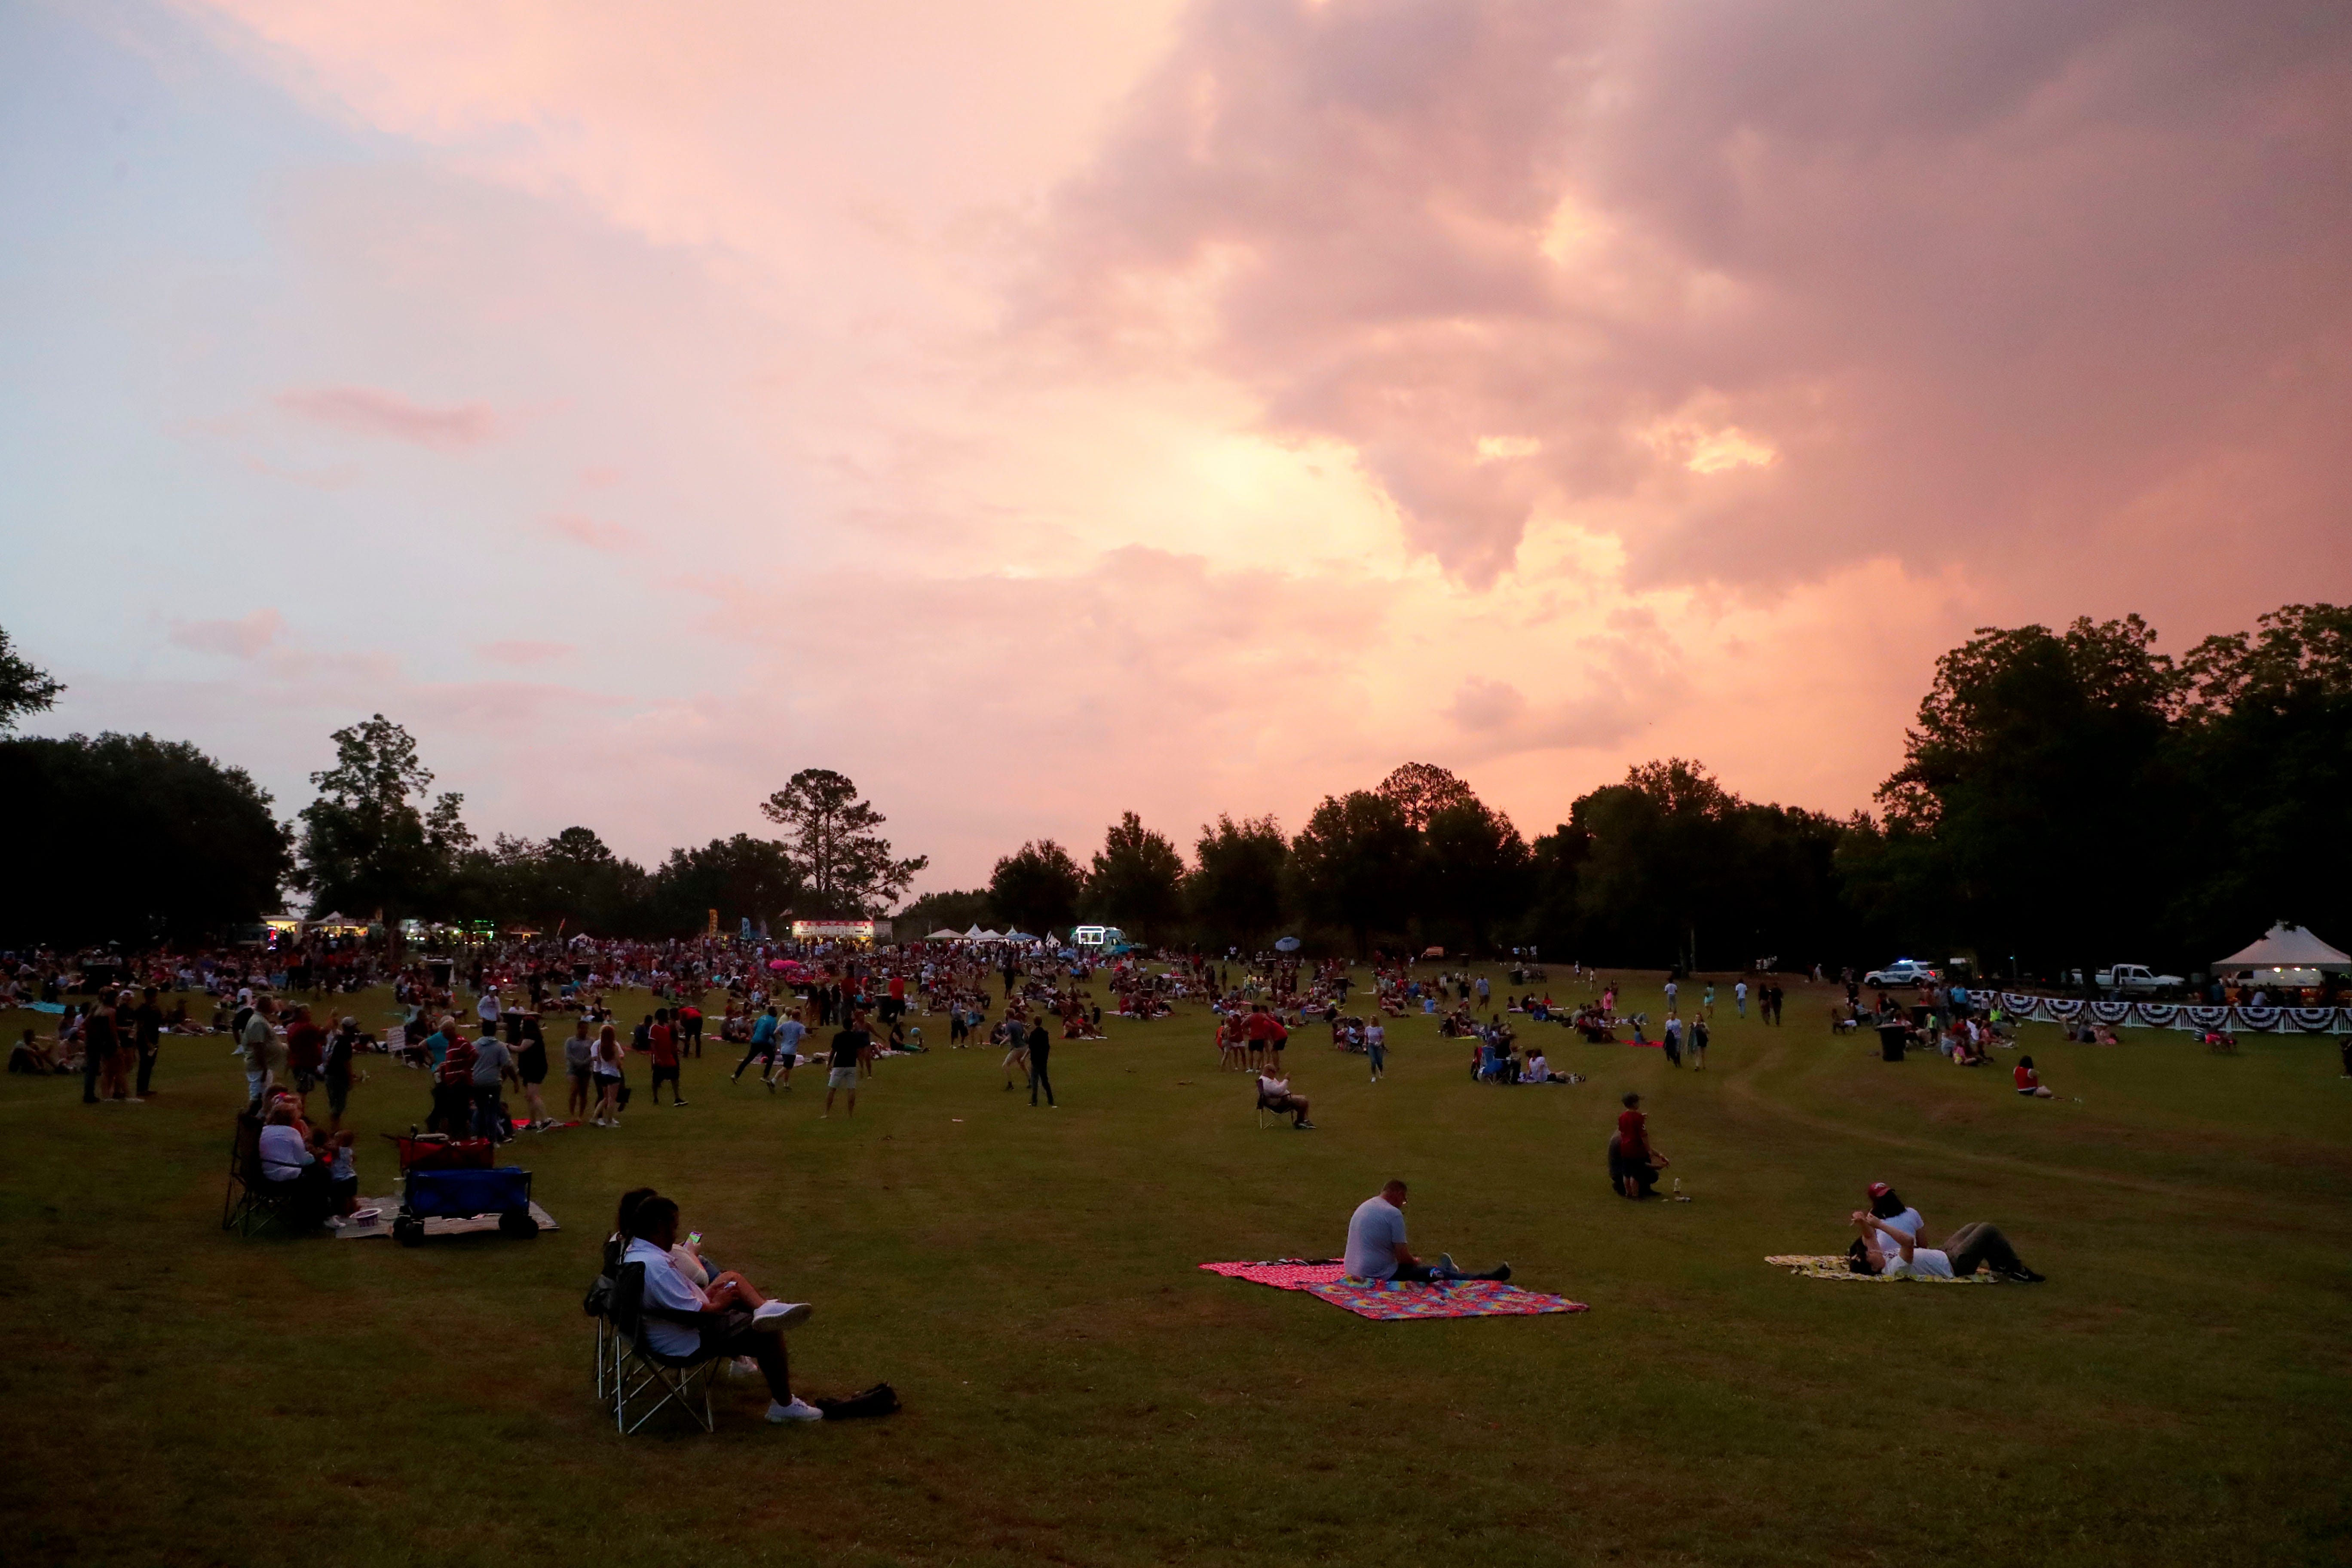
[568,1063,593,1085]
[652,1063,680,1087]
[325,1074,350,1115]
[827,1066,858,1089]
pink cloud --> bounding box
[169,608,285,658]
[1449,676,1528,734]
[277,385,499,449]
[1035,0,2352,592]
[475,640,574,667]
[540,513,640,551]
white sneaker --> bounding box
[752,1300,813,1330]
[766,1397,823,1423]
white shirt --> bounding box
[1364,1024,1384,1049]
[1344,1195,1408,1280]
[1258,1075,1290,1099]
[1877,1208,1924,1249]
[478,993,502,1024]
[1887,1246,1955,1280]
[1523,1054,1548,1081]
[623,1237,708,1356]
[258,1124,313,1181]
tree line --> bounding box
[3,604,2345,975]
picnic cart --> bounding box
[382,1130,539,1247]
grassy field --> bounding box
[3,969,2349,1568]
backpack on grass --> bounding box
[813,1382,899,1420]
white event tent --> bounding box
[2214,923,2351,986]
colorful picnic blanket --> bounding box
[1766,1254,1996,1284]
[1200,1259,1589,1320]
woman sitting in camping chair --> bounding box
[618,1196,821,1424]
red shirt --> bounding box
[1617,1108,1648,1158]
[286,1021,325,1072]
[649,1025,678,1066]
[2014,1065,2037,1091]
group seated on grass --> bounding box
[241,1090,361,1230]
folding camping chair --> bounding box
[608,1262,724,1434]
[221,1112,301,1237]
[586,1236,624,1403]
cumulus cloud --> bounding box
[1037,0,2352,588]
[169,608,285,658]
[475,640,574,666]
[277,385,500,449]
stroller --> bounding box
[382,1129,539,1248]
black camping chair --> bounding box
[608,1260,726,1434]
[222,1113,304,1237]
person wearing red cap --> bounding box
[1865,1182,1924,1252]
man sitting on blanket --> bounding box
[1344,1180,1510,1284]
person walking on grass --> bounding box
[824,1008,869,1118]
[648,1008,687,1107]
[999,1016,1029,1090]
[732,1005,781,1087]
[1027,1017,1055,1107]
[1690,1016,1709,1070]
[766,1006,806,1092]
[1366,1018,1387,1083]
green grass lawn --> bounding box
[3,971,2349,1567]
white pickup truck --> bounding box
[2095,963,2184,996]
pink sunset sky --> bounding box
[4,0,2349,892]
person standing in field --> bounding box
[1365,1018,1387,1082]
[1735,980,1748,1019]
[132,985,164,1099]
[564,1017,596,1118]
[824,1008,869,1118]
[1690,1016,1709,1070]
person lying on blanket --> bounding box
[1343,1180,1510,1284]
[1849,1210,2046,1282]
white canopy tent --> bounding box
[925,928,965,940]
[2214,923,2352,973]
